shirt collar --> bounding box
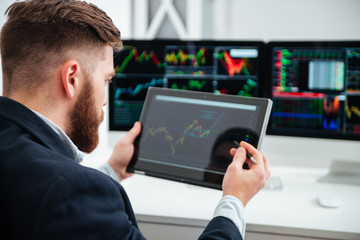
[31,110,85,163]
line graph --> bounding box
[238,79,257,96]
[346,101,360,121]
[143,111,224,155]
[345,96,360,133]
[114,46,166,74]
[224,51,245,76]
[347,50,360,59]
[168,78,213,92]
[165,47,210,66]
[215,79,257,97]
[143,120,211,155]
[114,78,163,100]
[217,51,254,76]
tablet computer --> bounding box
[127,87,272,189]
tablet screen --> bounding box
[128,87,272,189]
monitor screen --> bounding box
[267,41,360,140]
[109,40,265,130]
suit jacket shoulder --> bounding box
[0,97,145,240]
[0,97,241,240]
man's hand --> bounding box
[108,122,141,182]
[222,141,271,206]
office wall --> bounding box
[1,0,360,91]
[226,0,360,41]
[0,0,359,168]
[1,0,360,94]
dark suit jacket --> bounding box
[0,96,242,240]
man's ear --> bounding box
[61,60,81,98]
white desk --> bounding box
[121,166,360,240]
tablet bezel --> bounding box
[127,87,272,189]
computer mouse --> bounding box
[317,194,341,208]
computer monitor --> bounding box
[107,40,360,172]
[266,41,360,141]
[109,39,265,131]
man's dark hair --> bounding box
[1,0,122,96]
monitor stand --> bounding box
[318,160,360,186]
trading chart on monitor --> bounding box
[109,40,264,130]
[268,42,360,139]
[110,41,168,130]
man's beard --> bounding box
[68,78,104,153]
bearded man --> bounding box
[0,0,270,239]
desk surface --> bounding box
[121,166,360,239]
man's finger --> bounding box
[127,121,141,142]
[229,148,237,156]
[240,141,262,166]
[232,147,247,167]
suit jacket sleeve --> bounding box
[198,216,243,240]
[32,168,146,240]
